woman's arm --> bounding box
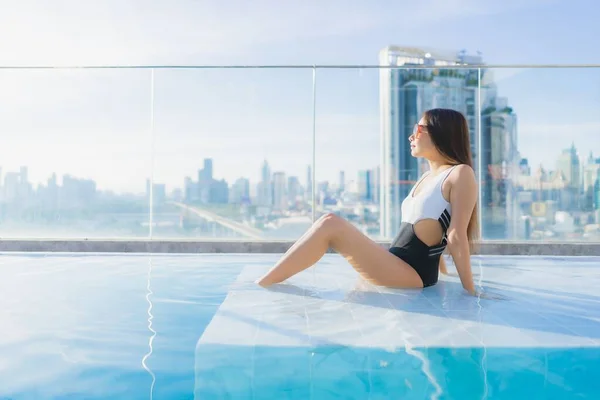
[445,165,478,295]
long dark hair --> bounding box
[422,108,479,246]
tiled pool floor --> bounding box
[1,253,599,399]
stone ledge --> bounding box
[0,239,598,256]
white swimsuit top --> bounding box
[401,165,458,231]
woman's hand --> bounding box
[465,287,506,300]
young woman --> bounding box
[257,108,479,295]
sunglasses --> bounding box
[412,124,428,135]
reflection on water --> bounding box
[194,344,599,399]
[475,255,490,400]
[0,254,599,399]
[405,345,442,400]
[141,256,156,400]
[0,253,241,399]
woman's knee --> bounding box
[316,212,344,233]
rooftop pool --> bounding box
[1,253,599,399]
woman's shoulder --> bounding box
[451,163,475,177]
[448,164,477,187]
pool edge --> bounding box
[0,239,598,256]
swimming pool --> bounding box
[1,253,598,399]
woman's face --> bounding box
[408,117,436,158]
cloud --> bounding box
[0,0,558,66]
[0,0,382,65]
[0,0,567,191]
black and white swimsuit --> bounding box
[388,166,458,287]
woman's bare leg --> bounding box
[256,213,424,288]
[256,214,331,286]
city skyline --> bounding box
[1,1,600,193]
[1,137,598,242]
[1,57,599,243]
[2,133,599,194]
[1,64,599,192]
[2,138,599,198]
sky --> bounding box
[0,0,599,193]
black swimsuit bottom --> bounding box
[388,221,447,287]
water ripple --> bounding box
[141,256,156,400]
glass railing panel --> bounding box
[380,65,481,241]
[481,67,600,241]
[150,68,315,240]
[313,67,382,239]
[0,68,153,238]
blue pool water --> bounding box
[1,253,599,399]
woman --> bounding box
[257,108,479,295]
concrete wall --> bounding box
[0,239,598,256]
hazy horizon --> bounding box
[1,0,599,193]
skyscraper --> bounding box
[203,158,213,181]
[272,172,287,211]
[583,153,600,210]
[184,176,195,202]
[378,46,484,238]
[358,169,372,202]
[480,97,519,238]
[231,178,250,204]
[338,171,345,193]
[198,158,214,204]
[555,143,581,210]
[287,176,301,203]
[371,166,380,204]
[257,160,272,207]
[210,179,229,204]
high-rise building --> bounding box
[203,158,213,181]
[45,173,59,210]
[197,158,214,204]
[61,175,96,209]
[358,169,372,202]
[3,172,20,203]
[18,166,32,203]
[210,179,229,204]
[257,160,272,207]
[338,171,345,193]
[556,144,580,188]
[555,143,581,210]
[261,160,271,183]
[184,176,196,202]
[287,176,301,203]
[480,97,519,238]
[378,46,486,237]
[371,166,380,204]
[231,178,250,204]
[19,166,28,183]
[272,172,287,211]
[154,184,166,205]
[583,153,600,210]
